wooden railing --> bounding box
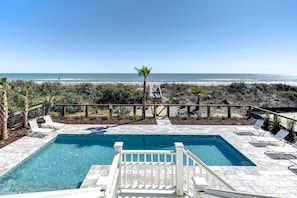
[53,103,253,119]
[52,104,296,131]
[8,103,297,139]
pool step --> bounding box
[80,165,110,188]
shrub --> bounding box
[183,114,190,120]
[221,115,227,120]
[287,118,296,142]
[195,113,202,120]
[208,114,214,120]
[280,91,297,101]
[50,112,59,118]
[118,106,129,115]
[227,83,247,94]
[91,114,98,120]
[231,116,239,121]
[263,111,271,130]
[271,115,281,133]
[52,92,83,114]
[131,114,139,120]
[104,112,112,120]
[65,114,71,120]
[287,118,296,132]
[94,84,142,104]
[101,116,107,120]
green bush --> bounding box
[263,111,271,130]
[272,115,281,133]
[280,91,297,101]
[231,116,239,121]
[131,114,139,120]
[118,106,129,115]
[94,84,141,104]
[195,113,202,120]
[91,114,98,120]
[287,118,296,142]
[103,112,112,120]
[227,83,247,94]
[208,114,214,120]
[50,112,59,118]
[183,114,190,120]
[221,115,227,120]
[52,92,83,114]
[287,119,296,132]
[65,114,71,120]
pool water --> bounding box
[0,134,254,195]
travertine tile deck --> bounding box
[0,124,297,197]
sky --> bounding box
[0,0,296,74]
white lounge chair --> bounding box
[41,115,64,129]
[265,142,297,155]
[29,119,55,133]
[234,119,265,136]
[249,129,289,146]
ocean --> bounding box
[1,73,297,85]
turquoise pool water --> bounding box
[0,134,254,195]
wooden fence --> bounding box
[8,103,297,133]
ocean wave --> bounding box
[3,73,297,85]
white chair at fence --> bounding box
[41,115,65,129]
[234,119,265,136]
[249,129,289,146]
[29,119,55,134]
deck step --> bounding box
[119,189,181,198]
[119,190,224,198]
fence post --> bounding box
[62,105,66,117]
[248,106,251,119]
[175,142,184,196]
[154,105,156,118]
[187,105,191,115]
[227,105,231,118]
[167,106,170,117]
[207,106,210,117]
[133,105,136,115]
[109,104,113,117]
[85,105,88,118]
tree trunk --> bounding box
[23,98,29,129]
[142,79,146,119]
[195,96,200,111]
[1,90,8,140]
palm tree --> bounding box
[17,85,30,129]
[135,66,152,119]
[0,77,10,140]
[43,95,58,115]
[189,86,209,111]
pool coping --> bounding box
[0,124,297,197]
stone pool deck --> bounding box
[0,122,297,197]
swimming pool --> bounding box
[0,134,254,195]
